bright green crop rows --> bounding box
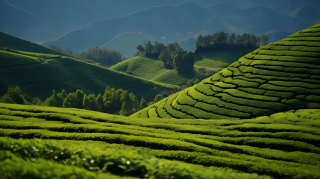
[132,23,320,119]
[1,103,320,178]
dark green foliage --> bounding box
[194,78,200,85]
[31,97,42,105]
[120,90,133,116]
[154,94,164,103]
[140,96,148,109]
[0,86,28,104]
[75,46,124,66]
[195,31,268,52]
[173,50,195,74]
[0,85,142,116]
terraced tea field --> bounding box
[132,23,320,119]
[0,48,178,102]
[1,103,320,179]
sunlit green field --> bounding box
[110,56,222,85]
[1,103,320,179]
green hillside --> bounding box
[0,31,67,56]
[0,48,178,102]
[132,23,320,119]
[110,49,252,86]
[1,103,320,178]
[110,56,221,86]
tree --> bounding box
[236,34,242,44]
[140,96,148,109]
[63,92,75,108]
[196,35,204,48]
[194,78,200,85]
[120,90,133,116]
[174,50,195,74]
[261,34,269,45]
[144,41,154,56]
[45,89,62,107]
[83,93,97,111]
[158,49,173,69]
[31,97,42,105]
[256,36,261,46]
[154,94,164,103]
[129,92,139,113]
[74,89,84,109]
[137,45,144,55]
[96,93,104,112]
[49,45,62,52]
[64,47,73,55]
[229,33,236,44]
[1,86,27,104]
[251,34,257,47]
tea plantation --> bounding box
[1,103,320,179]
[132,23,320,119]
[1,22,320,179]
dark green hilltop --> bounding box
[0,31,178,102]
[131,23,320,119]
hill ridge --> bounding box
[131,23,320,119]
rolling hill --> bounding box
[206,2,309,34]
[42,1,255,57]
[0,32,178,103]
[0,31,67,56]
[110,49,254,86]
[287,5,320,24]
[131,23,320,119]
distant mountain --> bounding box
[206,2,308,34]
[42,2,244,54]
[0,0,52,42]
[288,5,320,24]
[257,30,294,43]
[272,3,301,14]
[178,37,196,51]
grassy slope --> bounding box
[110,49,252,86]
[0,49,178,102]
[110,56,221,86]
[0,31,67,56]
[1,103,320,178]
[132,23,320,119]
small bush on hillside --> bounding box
[0,86,28,105]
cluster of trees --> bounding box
[49,45,73,55]
[0,86,149,116]
[195,31,269,50]
[136,41,166,57]
[186,78,200,87]
[137,42,195,74]
[75,47,126,67]
[49,45,126,67]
